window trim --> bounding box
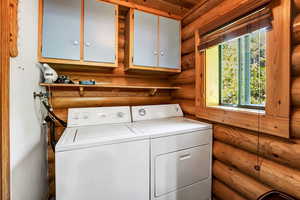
[195,0,291,138]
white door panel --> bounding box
[133,10,158,67]
[84,0,116,63]
[155,145,210,197]
[159,17,180,69]
[42,0,81,60]
[154,179,211,200]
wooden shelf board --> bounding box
[40,83,180,90]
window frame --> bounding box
[195,0,291,139]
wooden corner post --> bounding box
[1,0,11,199]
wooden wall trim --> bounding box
[195,0,291,138]
[0,0,11,199]
[9,0,18,57]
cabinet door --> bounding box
[133,10,158,67]
[159,17,181,69]
[42,0,81,60]
[84,0,116,63]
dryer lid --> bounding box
[130,117,212,138]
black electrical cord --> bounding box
[42,100,67,152]
[44,116,57,152]
[42,100,67,128]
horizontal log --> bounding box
[181,0,272,40]
[51,96,171,109]
[292,45,300,76]
[52,89,170,98]
[213,160,272,200]
[118,48,125,62]
[293,14,300,44]
[182,0,224,27]
[182,37,195,55]
[119,19,125,33]
[213,179,247,200]
[62,71,171,86]
[292,77,300,106]
[172,84,195,100]
[295,0,300,11]
[172,99,195,115]
[182,52,195,70]
[184,114,197,120]
[171,68,195,84]
[291,109,300,139]
[214,124,300,169]
[214,141,300,199]
[119,34,125,49]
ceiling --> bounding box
[128,0,198,16]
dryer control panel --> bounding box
[67,106,131,127]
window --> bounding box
[196,1,291,138]
[219,29,266,109]
[205,29,266,110]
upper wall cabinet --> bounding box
[125,10,181,73]
[39,0,118,68]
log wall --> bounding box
[170,0,300,199]
[171,30,196,115]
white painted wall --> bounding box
[10,0,48,199]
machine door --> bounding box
[154,145,210,197]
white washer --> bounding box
[131,104,212,200]
[55,106,150,200]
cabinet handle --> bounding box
[85,42,91,47]
[160,51,165,56]
[73,40,79,46]
[153,51,158,55]
[179,154,191,161]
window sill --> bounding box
[207,105,266,115]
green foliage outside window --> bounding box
[219,29,266,108]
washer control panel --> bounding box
[67,106,131,127]
[132,104,183,122]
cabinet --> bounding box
[126,10,181,73]
[39,0,118,67]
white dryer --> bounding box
[131,104,212,200]
[55,106,149,200]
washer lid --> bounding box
[130,117,212,138]
[56,124,145,152]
